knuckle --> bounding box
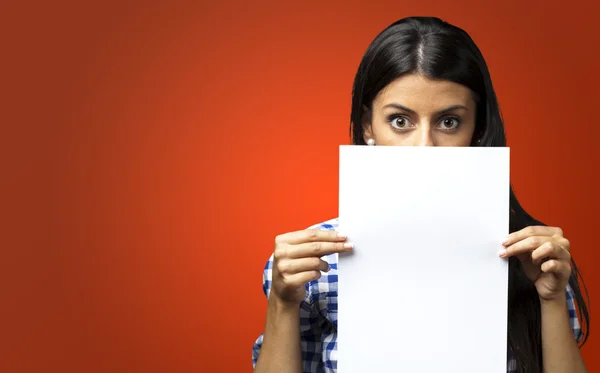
[273,246,287,260]
[277,260,290,274]
[307,229,318,239]
[274,234,286,245]
[525,226,535,236]
[562,238,571,250]
[555,227,564,237]
[311,242,322,254]
[527,236,539,247]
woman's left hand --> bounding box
[500,226,571,302]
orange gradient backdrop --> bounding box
[2,0,598,372]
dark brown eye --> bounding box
[390,116,411,130]
[439,117,461,130]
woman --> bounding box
[252,16,590,373]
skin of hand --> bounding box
[500,226,571,301]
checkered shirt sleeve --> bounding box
[252,220,338,372]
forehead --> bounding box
[374,73,475,109]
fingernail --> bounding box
[325,265,331,272]
[343,242,353,249]
[498,249,507,258]
[502,237,510,245]
[337,232,346,238]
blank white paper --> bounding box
[338,145,510,373]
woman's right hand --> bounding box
[271,229,353,305]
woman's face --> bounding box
[363,73,477,146]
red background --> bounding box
[2,0,598,372]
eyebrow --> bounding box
[382,103,468,114]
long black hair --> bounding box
[349,16,590,372]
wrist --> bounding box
[268,294,302,316]
[539,291,567,308]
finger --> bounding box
[502,226,563,247]
[501,235,552,258]
[531,241,571,265]
[558,237,571,252]
[289,241,353,259]
[540,259,572,280]
[281,270,322,287]
[276,229,346,245]
[277,258,330,275]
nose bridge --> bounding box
[417,121,434,146]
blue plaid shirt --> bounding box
[252,218,582,372]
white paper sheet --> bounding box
[338,145,510,373]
